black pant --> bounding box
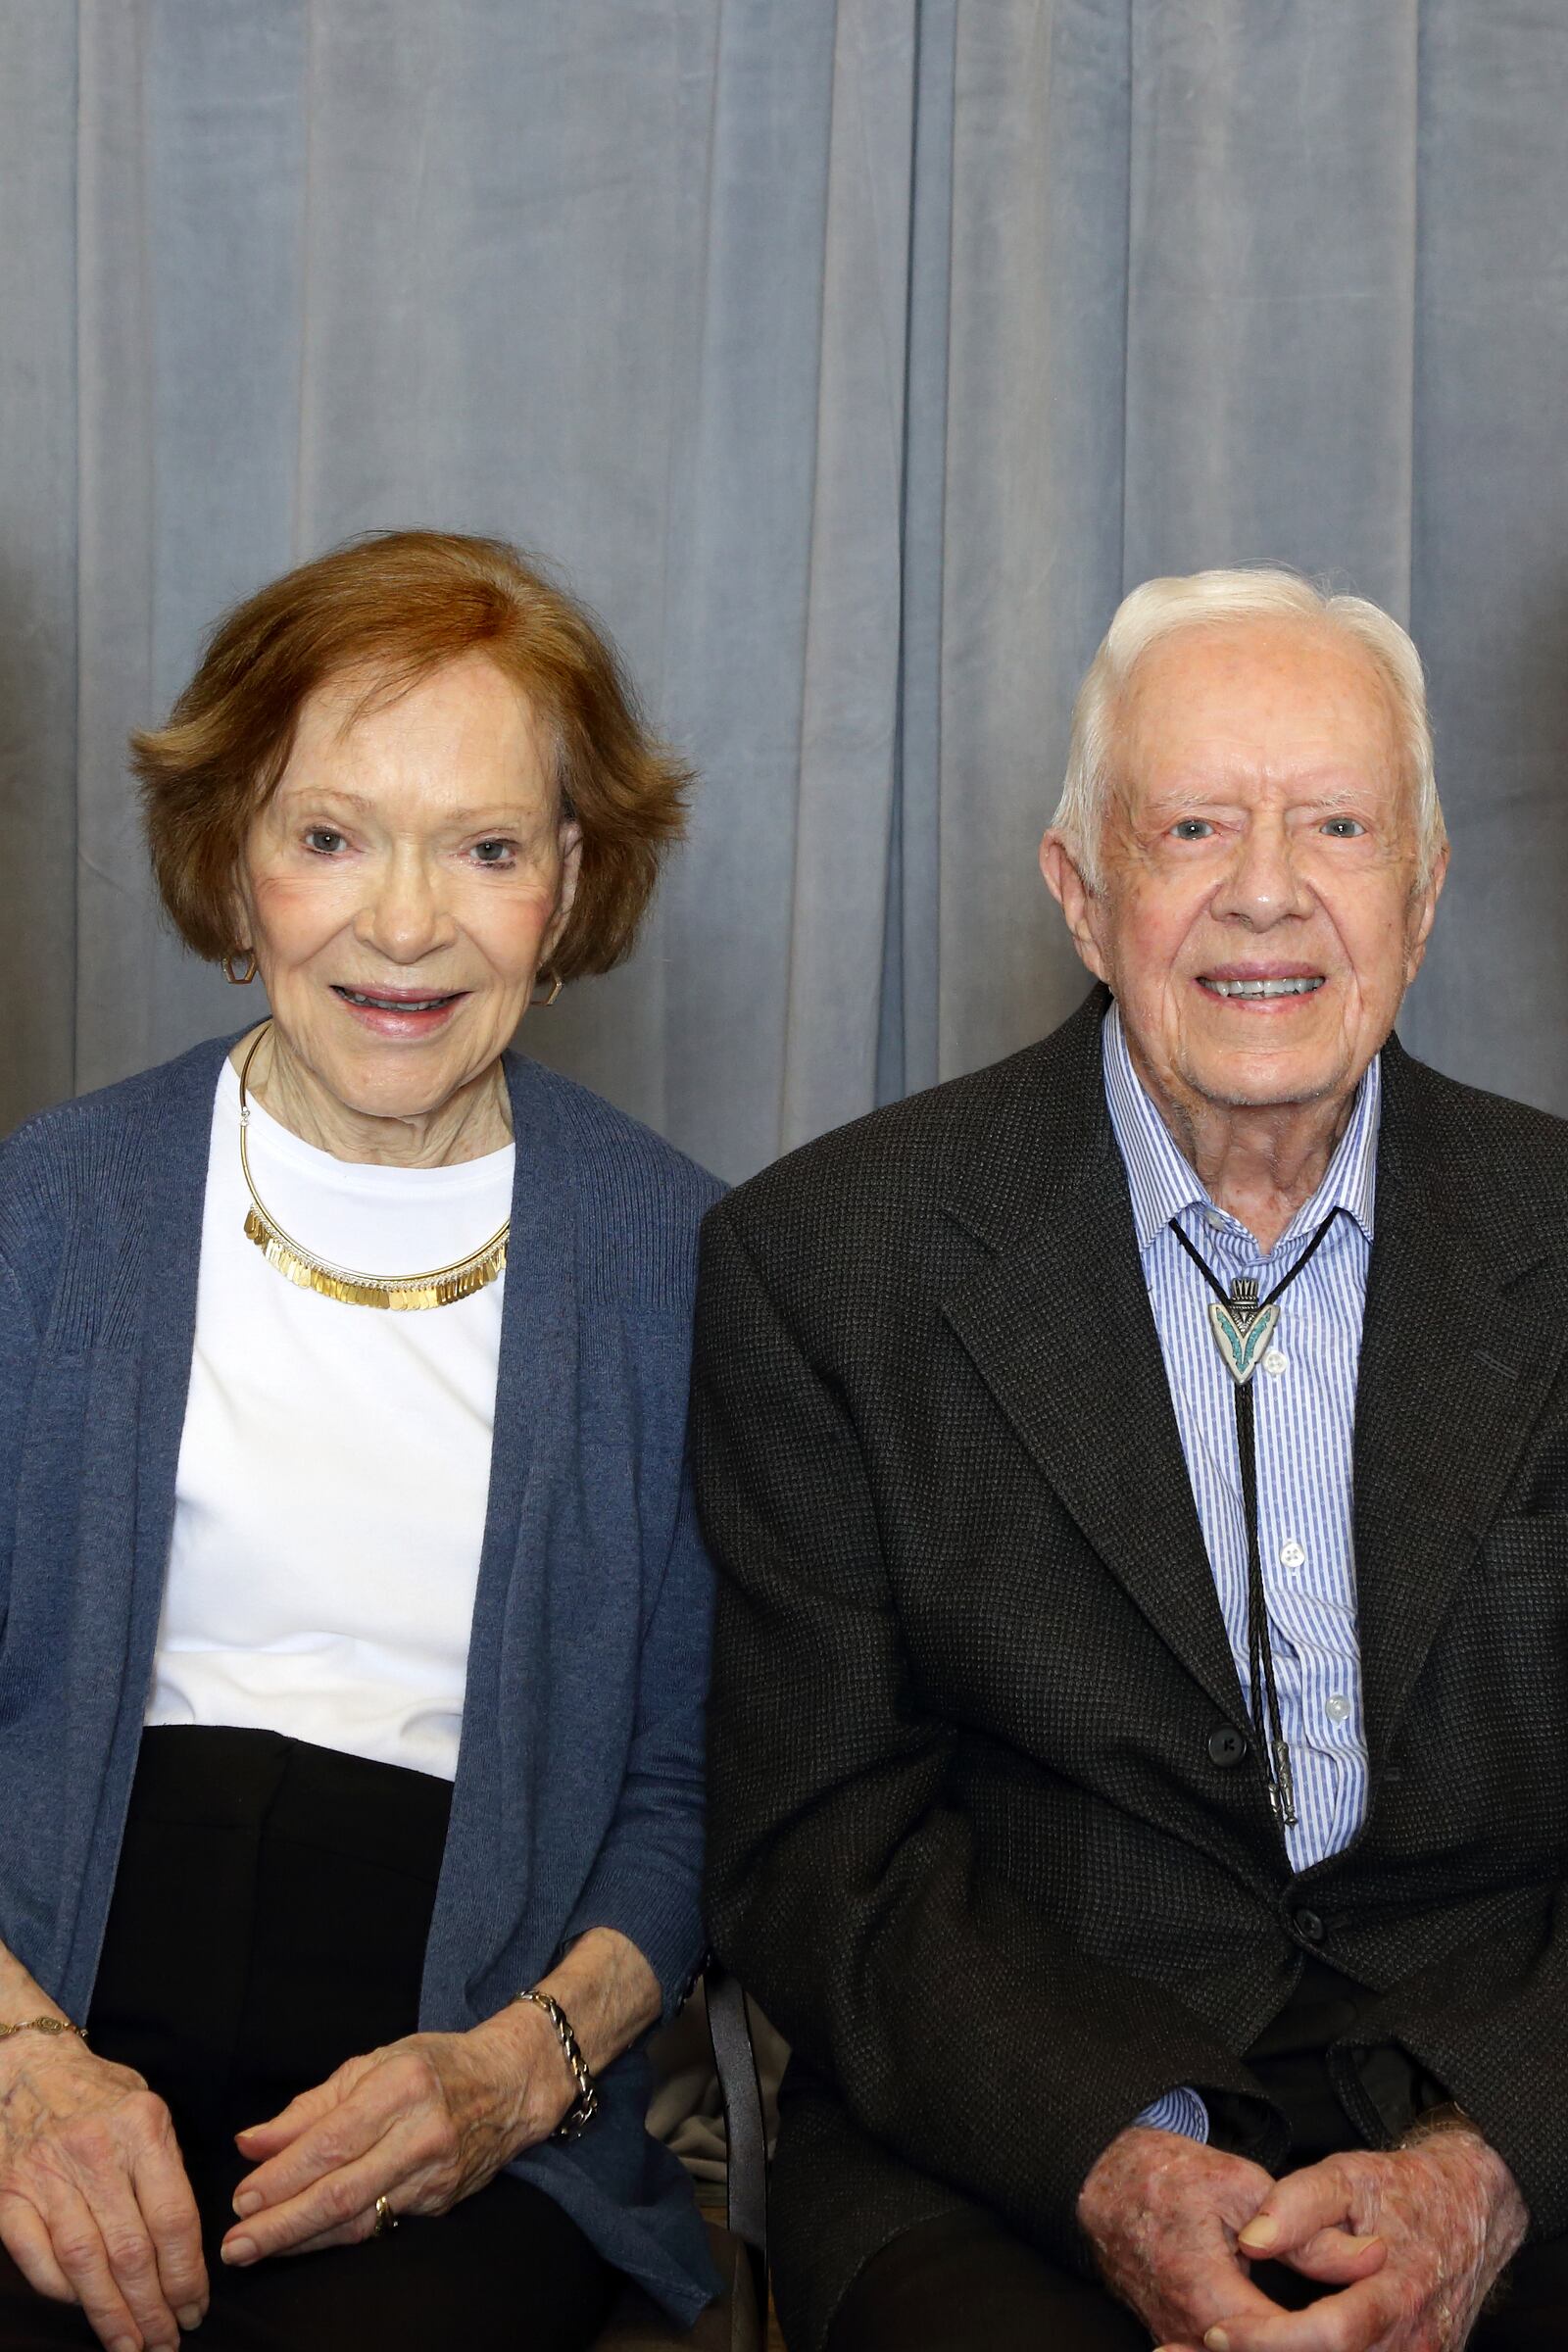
[828,1963,1568,2352]
[0,1727,616,2351]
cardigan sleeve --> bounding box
[0,1250,39,1618]
[559,1459,713,2020]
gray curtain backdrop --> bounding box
[3,1,1565,1180]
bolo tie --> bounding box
[1167,1206,1343,1831]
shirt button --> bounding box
[1279,1540,1307,1570]
[1205,1208,1226,1230]
[1263,1348,1288,1379]
[1295,1908,1325,1945]
[1326,1694,1351,1724]
[1207,1727,1249,1769]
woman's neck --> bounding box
[233,1025,514,1167]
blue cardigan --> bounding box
[0,1034,723,2323]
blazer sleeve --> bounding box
[1331,1897,1568,2238]
[694,1201,1276,2268]
[560,1455,713,2021]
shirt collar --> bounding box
[1102,1001,1380,1261]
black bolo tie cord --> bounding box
[1167,1206,1343,1831]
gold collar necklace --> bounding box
[236,1022,511,1311]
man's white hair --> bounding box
[1050,567,1446,892]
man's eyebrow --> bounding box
[1139,778,1382,815]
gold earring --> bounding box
[531,971,563,1007]
[222,949,259,986]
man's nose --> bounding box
[1211,813,1312,928]
[354,850,455,961]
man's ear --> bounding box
[1402,839,1448,984]
[1040,830,1110,985]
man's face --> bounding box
[1043,617,1446,1123]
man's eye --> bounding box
[305,828,347,855]
[1170,819,1213,841]
[471,840,516,866]
[1321,817,1366,838]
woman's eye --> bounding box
[471,840,516,866]
[1170,818,1213,841]
[304,828,347,856]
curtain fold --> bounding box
[2,0,1565,1174]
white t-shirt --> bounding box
[147,1059,514,1780]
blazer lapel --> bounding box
[939,996,1250,1734]
[1354,1043,1568,1771]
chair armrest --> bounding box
[703,1958,768,2316]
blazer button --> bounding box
[1295,1908,1325,1945]
[1207,1727,1248,1768]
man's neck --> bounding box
[1127,1041,1355,1253]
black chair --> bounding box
[594,1961,769,2352]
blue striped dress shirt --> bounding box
[1101,1004,1380,2143]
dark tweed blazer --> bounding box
[695,988,1568,2352]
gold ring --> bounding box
[371,2194,398,2238]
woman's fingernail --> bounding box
[232,2190,263,2218]
[1239,2214,1279,2248]
[1205,2331,1232,2352]
[1344,2232,1380,2252]
[221,2235,257,2266]
[177,2304,206,2328]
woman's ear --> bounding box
[541,820,583,970]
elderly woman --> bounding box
[0,532,719,2352]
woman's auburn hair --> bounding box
[131,529,694,982]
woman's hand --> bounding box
[220,1998,577,2264]
[0,2031,207,2352]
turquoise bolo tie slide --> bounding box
[1207,1279,1279,1387]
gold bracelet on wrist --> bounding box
[0,2017,87,2047]
[514,1988,599,2139]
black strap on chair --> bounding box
[704,1958,768,2318]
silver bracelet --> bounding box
[515,1988,599,2139]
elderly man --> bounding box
[695,569,1568,2352]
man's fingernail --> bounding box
[232,2190,263,2218]
[221,2235,257,2266]
[1239,2215,1279,2248]
[1344,2232,1380,2252]
[1205,2332,1232,2352]
[177,2304,206,2329]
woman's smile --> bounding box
[329,981,470,1039]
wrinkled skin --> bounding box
[220,1998,575,2265]
[1078,2123,1528,2352]
[0,2033,207,2352]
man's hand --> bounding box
[1204,2131,1528,2351]
[1077,2127,1385,2352]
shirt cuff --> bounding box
[1135,2085,1211,2142]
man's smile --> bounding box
[1196,972,1327,1000]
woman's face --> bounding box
[236,652,580,1133]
